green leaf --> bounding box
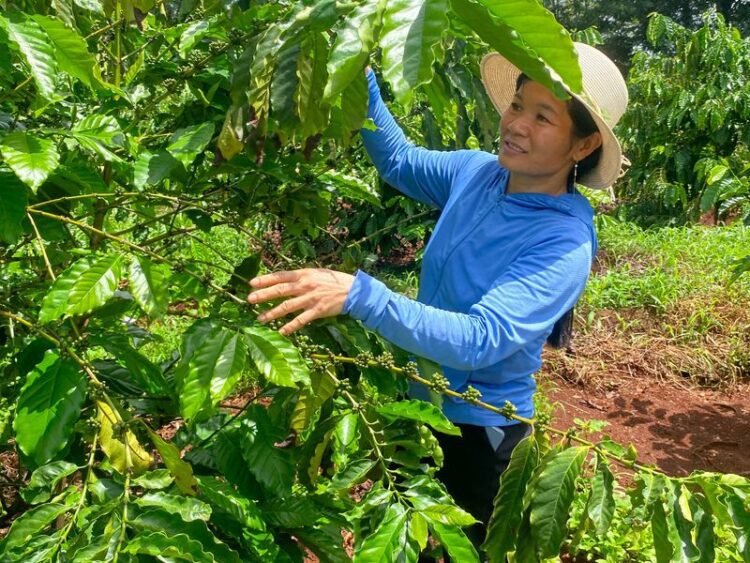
[70,114,124,162]
[129,257,170,318]
[133,150,180,188]
[195,476,266,531]
[241,412,295,498]
[97,400,153,475]
[52,0,76,27]
[262,495,320,528]
[529,446,589,559]
[690,494,715,563]
[31,15,105,90]
[0,131,60,191]
[147,429,198,496]
[331,458,377,491]
[130,508,242,563]
[178,325,247,424]
[667,483,699,562]
[39,254,123,323]
[324,0,384,101]
[13,351,86,467]
[0,171,29,244]
[354,502,408,562]
[652,495,673,563]
[410,512,429,551]
[166,122,215,169]
[290,367,337,433]
[132,469,174,490]
[243,324,311,387]
[706,164,729,185]
[0,503,70,551]
[449,0,573,100]
[91,333,167,394]
[0,12,57,98]
[296,33,330,139]
[587,460,615,536]
[421,503,478,527]
[380,0,448,105]
[471,0,581,92]
[178,20,210,57]
[376,399,460,436]
[726,490,750,562]
[123,531,214,562]
[482,436,539,562]
[430,521,480,562]
[20,461,79,505]
[135,491,211,522]
[271,38,301,136]
[319,169,380,206]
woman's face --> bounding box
[498,80,598,184]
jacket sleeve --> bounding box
[362,69,482,210]
[342,231,592,371]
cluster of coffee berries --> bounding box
[499,400,518,421]
[534,411,551,430]
[353,352,374,368]
[462,385,482,405]
[429,373,450,393]
[401,361,419,379]
[209,41,227,54]
[376,352,395,370]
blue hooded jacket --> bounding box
[342,70,598,426]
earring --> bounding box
[573,161,579,186]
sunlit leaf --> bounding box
[129,257,170,318]
[0,131,60,191]
[380,0,448,105]
[0,12,57,98]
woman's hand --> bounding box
[247,269,355,336]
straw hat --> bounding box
[480,42,629,190]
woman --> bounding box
[248,43,628,549]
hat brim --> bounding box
[480,52,623,190]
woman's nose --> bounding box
[504,115,531,136]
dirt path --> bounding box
[542,375,750,478]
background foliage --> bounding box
[615,10,750,229]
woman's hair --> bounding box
[513,74,593,350]
[514,73,602,187]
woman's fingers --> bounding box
[257,295,310,323]
[247,268,355,334]
[250,270,301,289]
[280,308,321,336]
[247,281,302,304]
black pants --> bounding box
[434,422,532,554]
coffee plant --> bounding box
[616,9,750,227]
[1,0,749,561]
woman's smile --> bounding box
[502,138,528,155]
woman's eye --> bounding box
[537,114,550,123]
[510,102,522,111]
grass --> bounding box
[562,218,750,388]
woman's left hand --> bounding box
[247,269,355,335]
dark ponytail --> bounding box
[547,307,574,349]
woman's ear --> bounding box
[573,131,602,161]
